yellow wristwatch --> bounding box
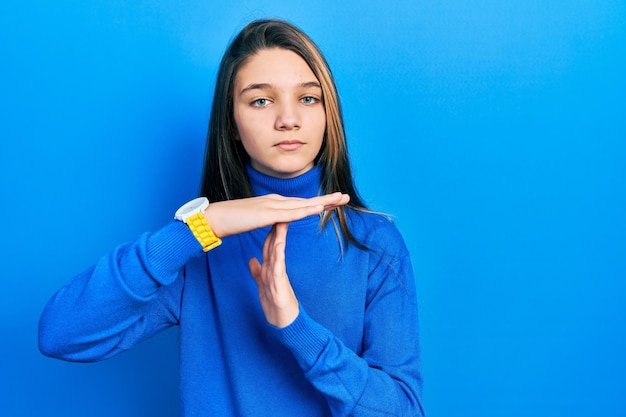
[174,197,222,252]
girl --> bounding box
[39,19,425,416]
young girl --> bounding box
[39,19,425,417]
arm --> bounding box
[38,221,197,361]
[39,192,350,362]
[250,222,424,416]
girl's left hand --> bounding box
[248,223,299,328]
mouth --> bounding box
[275,140,304,151]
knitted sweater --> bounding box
[39,165,424,416]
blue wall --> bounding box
[1,1,625,416]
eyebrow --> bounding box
[239,81,322,96]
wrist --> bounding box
[175,197,222,252]
[203,203,224,238]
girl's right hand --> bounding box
[203,192,350,238]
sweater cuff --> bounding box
[271,307,330,370]
[145,220,204,285]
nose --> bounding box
[274,102,301,131]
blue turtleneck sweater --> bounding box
[39,165,424,416]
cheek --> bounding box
[234,112,263,155]
[313,111,327,138]
[233,107,258,142]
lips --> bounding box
[275,140,303,151]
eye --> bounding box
[300,96,320,105]
[251,98,270,107]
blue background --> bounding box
[1,1,625,416]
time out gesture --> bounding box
[206,192,350,328]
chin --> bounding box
[252,159,315,179]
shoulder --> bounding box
[345,209,416,300]
[345,209,409,257]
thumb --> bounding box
[248,257,262,284]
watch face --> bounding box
[186,199,204,212]
[175,197,208,220]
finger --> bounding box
[273,222,289,244]
[296,193,350,215]
[321,194,351,211]
[266,192,349,210]
[260,207,318,226]
[248,257,262,284]
[270,223,289,275]
[312,192,350,207]
[276,196,348,220]
[332,193,351,206]
[263,223,286,272]
[262,224,277,262]
[267,243,286,280]
[281,196,349,220]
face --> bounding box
[233,47,326,179]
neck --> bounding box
[246,164,322,198]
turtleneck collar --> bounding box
[246,164,323,198]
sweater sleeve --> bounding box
[38,220,203,362]
[272,236,424,416]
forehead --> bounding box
[235,48,318,87]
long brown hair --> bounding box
[200,18,368,247]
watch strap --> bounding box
[185,212,222,252]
